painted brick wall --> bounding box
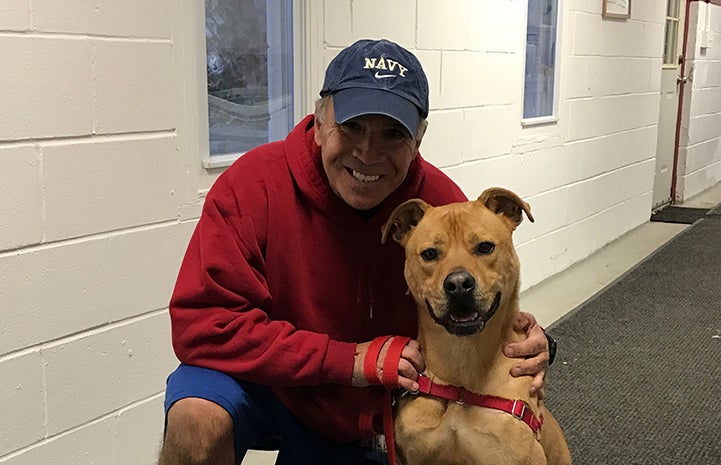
[678,1,721,199]
[0,1,185,464]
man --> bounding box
[159,39,551,465]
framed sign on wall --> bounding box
[602,0,631,19]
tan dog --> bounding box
[382,187,571,465]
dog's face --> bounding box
[382,188,533,336]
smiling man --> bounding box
[159,39,551,465]
[314,99,422,211]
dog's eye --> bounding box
[475,241,495,255]
[420,248,439,261]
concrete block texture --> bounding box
[93,40,176,134]
[573,12,604,56]
[693,60,721,89]
[567,93,660,141]
[578,126,658,178]
[566,159,655,224]
[689,87,721,118]
[0,36,93,141]
[681,161,721,200]
[0,351,45,455]
[587,57,659,96]
[563,57,592,99]
[439,52,488,108]
[41,135,178,241]
[116,396,166,465]
[42,312,176,436]
[32,0,173,38]
[0,419,119,465]
[417,0,468,50]
[439,51,520,109]
[422,110,464,167]
[0,145,42,251]
[685,137,721,174]
[0,0,30,31]
[0,222,194,355]
[462,105,516,161]
[350,0,415,46]
[466,0,524,53]
[323,1,351,46]
[688,112,721,146]
[1,393,165,465]
[517,192,652,289]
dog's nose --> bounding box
[443,270,475,297]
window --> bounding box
[204,0,294,160]
[663,0,681,66]
[523,0,559,121]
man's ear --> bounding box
[381,199,430,245]
[477,187,534,230]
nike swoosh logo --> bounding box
[374,71,396,79]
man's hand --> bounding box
[353,337,426,392]
[504,311,549,398]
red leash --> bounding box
[358,336,411,440]
[383,389,399,465]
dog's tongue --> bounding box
[450,311,479,323]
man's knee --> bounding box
[160,397,235,465]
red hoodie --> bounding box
[169,114,466,442]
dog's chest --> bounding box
[394,397,543,465]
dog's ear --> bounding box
[477,187,534,230]
[381,199,430,245]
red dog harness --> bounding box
[414,375,544,434]
[357,336,544,465]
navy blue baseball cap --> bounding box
[320,39,429,137]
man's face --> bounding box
[314,99,422,211]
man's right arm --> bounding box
[169,190,357,388]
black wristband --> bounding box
[545,331,557,366]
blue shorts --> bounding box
[164,364,388,465]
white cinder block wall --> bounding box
[0,1,186,464]
[678,1,721,199]
[1,1,720,464]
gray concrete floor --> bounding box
[241,181,721,465]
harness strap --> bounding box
[416,375,544,434]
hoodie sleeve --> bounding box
[168,180,357,387]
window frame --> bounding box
[521,0,562,127]
[662,0,682,69]
[196,0,323,170]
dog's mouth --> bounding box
[426,292,502,336]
